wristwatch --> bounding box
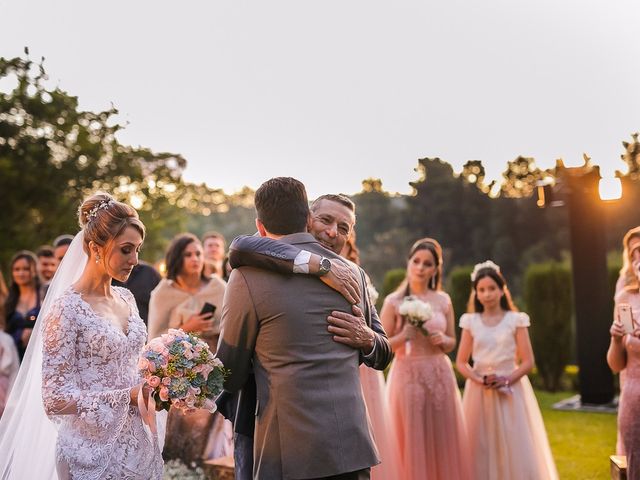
[318,257,332,276]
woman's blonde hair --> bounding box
[619,226,640,293]
[78,192,145,255]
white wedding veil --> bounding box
[0,231,87,480]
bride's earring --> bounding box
[95,252,100,264]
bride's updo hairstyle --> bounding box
[78,192,145,255]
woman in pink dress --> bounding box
[609,226,640,478]
[456,261,557,480]
[342,234,400,480]
[381,238,471,480]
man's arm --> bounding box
[229,235,361,304]
[216,269,259,393]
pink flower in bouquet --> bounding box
[138,357,150,371]
[139,328,228,413]
[159,387,169,402]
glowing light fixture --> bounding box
[598,177,622,201]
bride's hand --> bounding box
[130,383,152,405]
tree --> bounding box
[622,132,640,179]
[461,160,494,194]
[0,53,189,265]
[499,156,550,198]
[406,157,493,269]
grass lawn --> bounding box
[536,391,617,480]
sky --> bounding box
[1,0,639,198]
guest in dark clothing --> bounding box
[112,261,161,324]
[5,251,41,360]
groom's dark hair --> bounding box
[254,177,309,235]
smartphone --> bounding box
[618,303,635,334]
[199,302,216,317]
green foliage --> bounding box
[379,268,406,306]
[622,132,640,180]
[446,264,473,332]
[499,156,551,198]
[0,53,259,268]
[524,262,573,392]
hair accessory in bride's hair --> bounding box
[87,199,114,223]
[470,260,501,282]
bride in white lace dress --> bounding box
[0,193,163,479]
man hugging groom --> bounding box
[216,177,385,480]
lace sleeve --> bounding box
[41,297,132,423]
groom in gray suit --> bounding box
[217,177,379,480]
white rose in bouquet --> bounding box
[398,295,433,355]
[398,295,433,334]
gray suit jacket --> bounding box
[217,233,380,480]
[227,234,392,370]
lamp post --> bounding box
[560,160,615,404]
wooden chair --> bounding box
[610,455,627,480]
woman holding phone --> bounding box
[610,226,640,456]
[608,228,640,476]
[148,233,232,464]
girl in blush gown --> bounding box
[381,238,471,480]
[456,261,557,480]
[342,234,400,480]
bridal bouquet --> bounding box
[138,329,227,413]
[398,295,433,335]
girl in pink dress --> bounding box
[381,238,471,480]
[456,261,557,480]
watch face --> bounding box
[320,257,331,273]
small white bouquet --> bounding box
[398,295,433,354]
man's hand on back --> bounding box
[327,305,375,354]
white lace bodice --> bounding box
[459,311,530,377]
[41,286,163,480]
